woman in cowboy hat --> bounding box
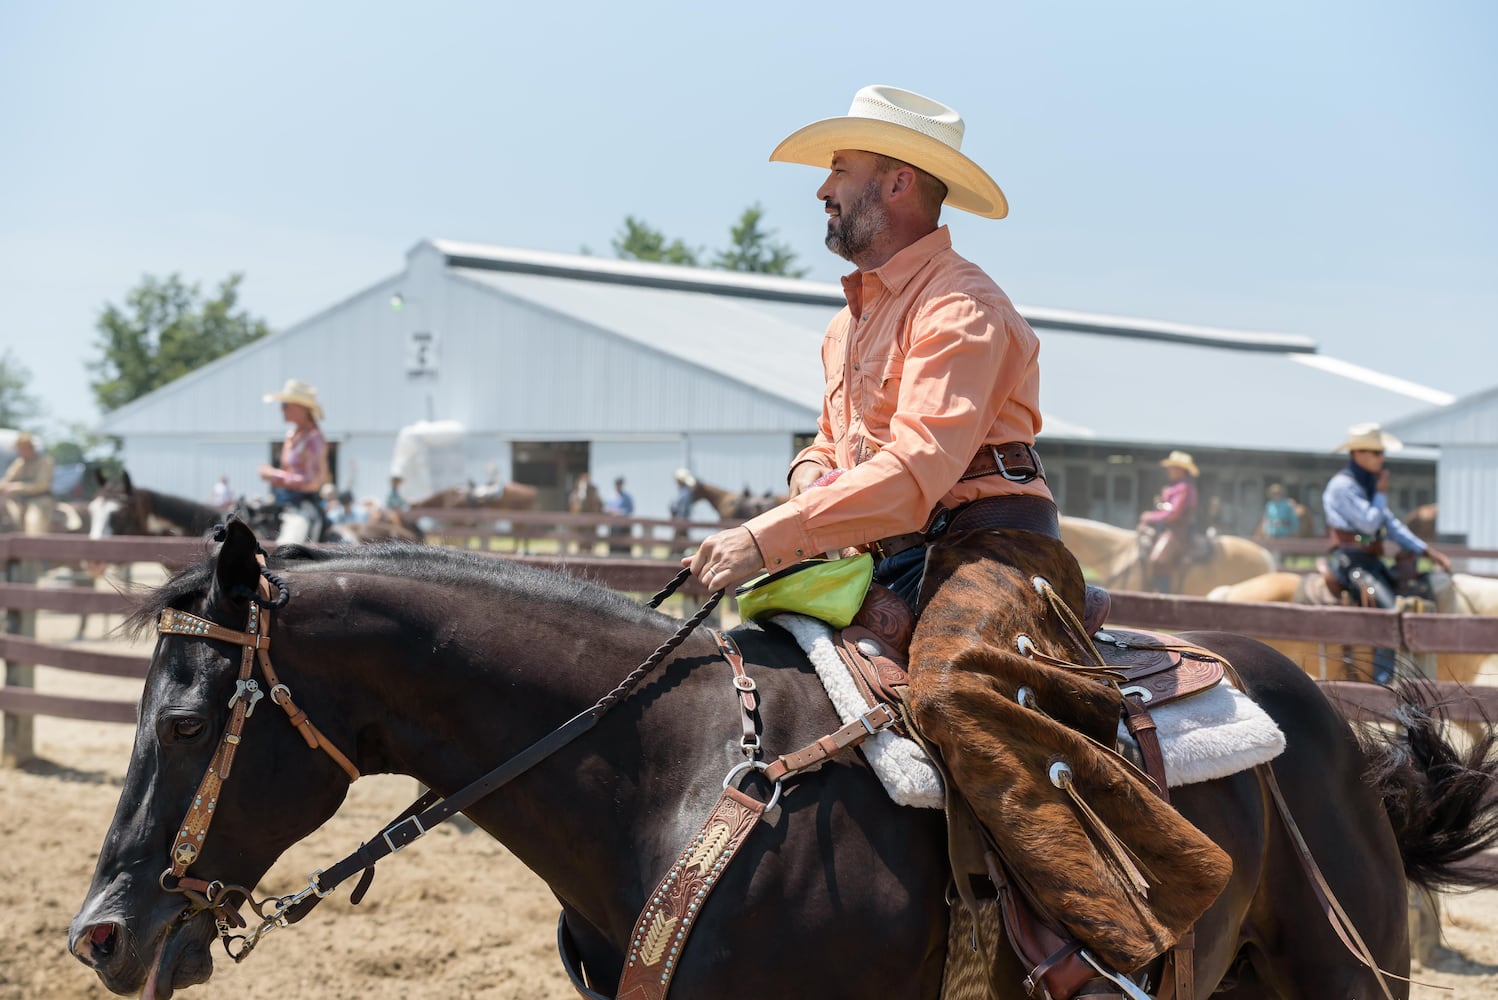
[258,378,331,543]
[1137,449,1200,592]
[1322,422,1450,682]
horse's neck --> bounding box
[693,482,741,517]
[147,490,220,533]
[1080,526,1142,580]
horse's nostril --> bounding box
[88,922,117,958]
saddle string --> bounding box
[1021,586,1413,996]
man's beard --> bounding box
[824,178,886,261]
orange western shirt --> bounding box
[745,226,1053,571]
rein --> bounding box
[197,568,728,960]
[157,560,899,992]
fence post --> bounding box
[2,551,38,767]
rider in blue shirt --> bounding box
[1322,423,1450,681]
[1258,484,1301,539]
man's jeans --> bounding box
[873,545,926,611]
[1329,548,1398,683]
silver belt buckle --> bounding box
[992,445,1034,482]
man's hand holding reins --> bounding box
[685,526,765,592]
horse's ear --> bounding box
[94,468,105,488]
[212,518,262,607]
[121,471,134,494]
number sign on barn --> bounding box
[406,330,440,378]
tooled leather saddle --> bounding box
[828,581,1223,1000]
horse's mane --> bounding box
[125,542,670,639]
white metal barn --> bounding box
[100,238,1455,530]
[1388,387,1498,554]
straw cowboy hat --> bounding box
[1159,450,1199,477]
[263,378,324,421]
[769,84,1008,219]
[674,468,697,487]
[1334,422,1402,453]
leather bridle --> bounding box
[153,578,360,958]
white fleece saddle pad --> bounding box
[770,613,1286,809]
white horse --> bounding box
[1060,516,1275,595]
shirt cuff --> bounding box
[786,457,827,486]
[744,501,815,570]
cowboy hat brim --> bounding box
[263,392,324,420]
[1334,431,1402,453]
[1160,458,1200,477]
[770,118,1008,219]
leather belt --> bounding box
[869,531,927,562]
[958,441,1045,483]
[1329,528,1383,553]
[870,493,1060,563]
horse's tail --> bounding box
[1357,680,1498,892]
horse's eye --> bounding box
[162,716,206,744]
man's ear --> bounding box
[886,164,918,201]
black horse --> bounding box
[89,471,225,539]
[70,520,1498,999]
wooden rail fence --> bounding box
[3,533,1495,767]
[1260,536,1498,570]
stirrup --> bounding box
[1079,950,1153,1000]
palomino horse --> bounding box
[1206,570,1498,684]
[1061,516,1275,595]
[70,520,1498,999]
[688,477,787,521]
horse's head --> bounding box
[88,471,137,538]
[70,519,354,998]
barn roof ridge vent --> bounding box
[427,238,844,306]
[421,238,1320,354]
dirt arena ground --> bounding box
[5,579,1498,999]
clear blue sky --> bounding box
[2,0,1494,435]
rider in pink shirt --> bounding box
[1138,450,1199,591]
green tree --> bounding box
[88,273,270,412]
[45,422,117,466]
[0,350,43,429]
[712,204,807,277]
[611,216,700,266]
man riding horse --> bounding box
[1322,422,1451,682]
[687,85,1227,984]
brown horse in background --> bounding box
[1405,503,1439,545]
[411,481,539,511]
[89,471,224,539]
[689,477,787,520]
